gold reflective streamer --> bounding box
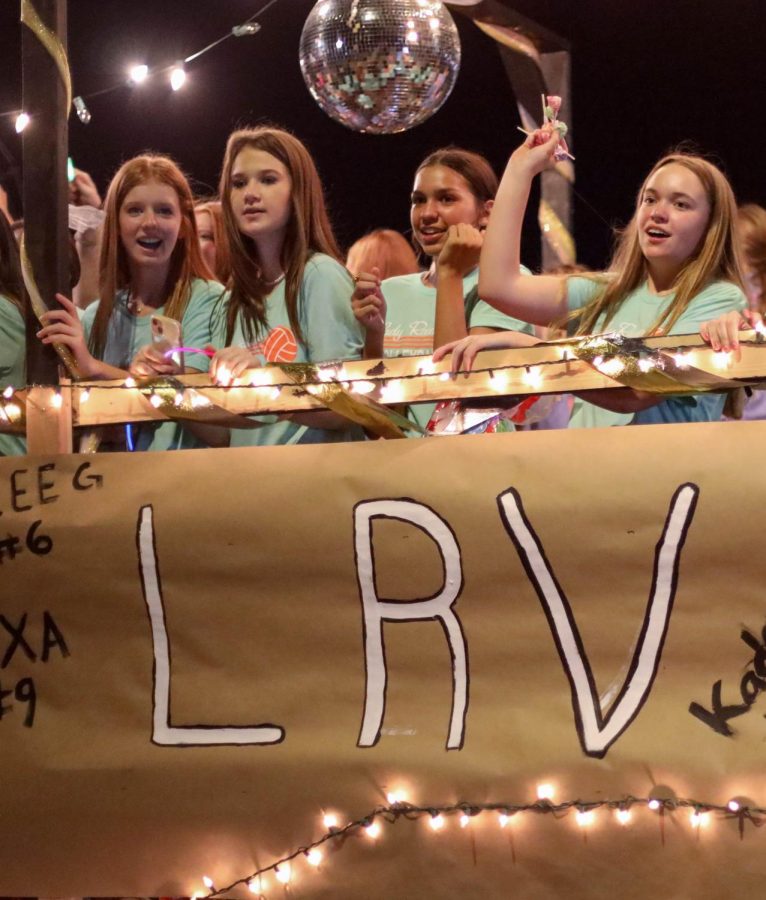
[538,200,576,266]
[278,363,420,439]
[19,236,80,378]
[20,0,72,117]
[474,21,541,65]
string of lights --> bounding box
[0,333,761,431]
[194,786,766,898]
[4,0,282,132]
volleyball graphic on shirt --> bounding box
[262,325,298,363]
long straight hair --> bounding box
[737,203,766,314]
[0,214,23,307]
[571,153,746,335]
[219,126,342,346]
[91,154,214,359]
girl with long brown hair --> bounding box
[0,212,26,455]
[208,126,363,446]
[37,153,224,449]
[436,130,748,427]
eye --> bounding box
[642,195,656,205]
[157,206,175,216]
[410,195,424,205]
[124,205,142,215]
[231,177,246,189]
[674,200,690,210]
[261,174,278,185]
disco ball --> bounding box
[299,0,461,134]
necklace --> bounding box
[262,272,285,288]
[127,294,145,315]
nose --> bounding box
[420,199,438,222]
[650,201,669,221]
[244,180,260,203]
[141,209,159,230]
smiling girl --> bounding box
[436,132,747,427]
[37,154,224,450]
[352,148,536,431]
[207,126,363,447]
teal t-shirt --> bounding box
[209,253,364,447]
[566,277,747,428]
[82,278,226,450]
[381,267,536,431]
[0,295,26,456]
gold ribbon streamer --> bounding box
[278,363,421,439]
[20,0,72,117]
[19,236,80,378]
[572,333,751,394]
[473,21,542,65]
[538,200,576,266]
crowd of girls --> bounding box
[0,120,761,455]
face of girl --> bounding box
[229,147,292,244]
[410,165,488,258]
[637,163,711,276]
[195,209,217,275]
[119,180,183,274]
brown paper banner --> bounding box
[2,424,766,896]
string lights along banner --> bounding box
[1,422,766,897]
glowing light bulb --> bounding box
[418,360,436,376]
[728,800,741,813]
[575,810,594,827]
[248,876,265,893]
[170,64,186,91]
[364,821,381,839]
[125,376,137,388]
[598,357,626,378]
[439,371,451,382]
[15,112,30,133]
[755,319,766,338]
[174,391,184,407]
[712,351,732,369]
[129,64,149,84]
[637,357,655,373]
[498,813,510,828]
[5,403,21,420]
[616,808,632,825]
[275,863,291,884]
[249,370,272,387]
[323,813,339,829]
[380,381,405,403]
[429,813,445,831]
[536,783,555,801]
[149,393,163,408]
[648,799,660,811]
[523,366,543,389]
[216,365,232,386]
[80,388,90,403]
[690,810,711,828]
[202,876,215,889]
[318,366,338,382]
[306,848,323,867]
[672,352,690,368]
[2,385,14,399]
[489,371,509,391]
[268,386,281,401]
[51,392,63,409]
[459,814,470,828]
[386,789,408,805]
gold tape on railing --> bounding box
[19,236,80,378]
[20,0,72,117]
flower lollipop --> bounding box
[519,94,574,162]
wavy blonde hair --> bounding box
[219,126,342,346]
[570,153,746,335]
[91,154,214,359]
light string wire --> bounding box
[203,796,766,897]
[2,0,282,124]
[5,335,764,394]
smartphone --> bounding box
[151,314,183,367]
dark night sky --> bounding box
[0,0,763,271]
